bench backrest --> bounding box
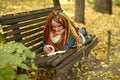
[0,7,62,54]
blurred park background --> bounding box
[0,0,120,80]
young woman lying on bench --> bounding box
[43,11,87,56]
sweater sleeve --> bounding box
[61,28,86,50]
[61,34,75,50]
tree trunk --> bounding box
[53,0,61,8]
[74,0,85,24]
[93,0,112,14]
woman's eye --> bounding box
[58,25,61,27]
[52,25,61,28]
[52,26,55,28]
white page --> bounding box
[47,50,66,56]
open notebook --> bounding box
[47,50,66,56]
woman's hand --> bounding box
[43,45,55,54]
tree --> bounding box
[74,0,85,24]
[53,0,61,8]
[93,0,112,14]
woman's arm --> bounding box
[61,34,75,50]
[61,28,87,50]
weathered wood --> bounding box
[0,7,61,25]
[0,7,62,53]
[0,6,98,80]
[3,18,46,31]
[56,37,98,73]
[52,49,76,67]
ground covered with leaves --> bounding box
[62,3,120,80]
[0,1,120,80]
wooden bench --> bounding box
[0,6,98,80]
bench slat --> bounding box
[30,43,43,51]
[22,33,43,44]
[3,17,46,31]
[5,27,43,42]
[1,13,49,25]
[0,7,62,25]
[56,37,98,72]
[4,23,44,36]
[46,55,60,65]
[34,47,43,54]
[51,49,76,67]
[34,55,53,67]
[0,7,55,20]
[25,37,43,47]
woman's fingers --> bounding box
[43,45,55,54]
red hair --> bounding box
[44,11,80,50]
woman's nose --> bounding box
[55,27,59,31]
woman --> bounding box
[43,11,87,54]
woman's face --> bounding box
[51,19,63,32]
